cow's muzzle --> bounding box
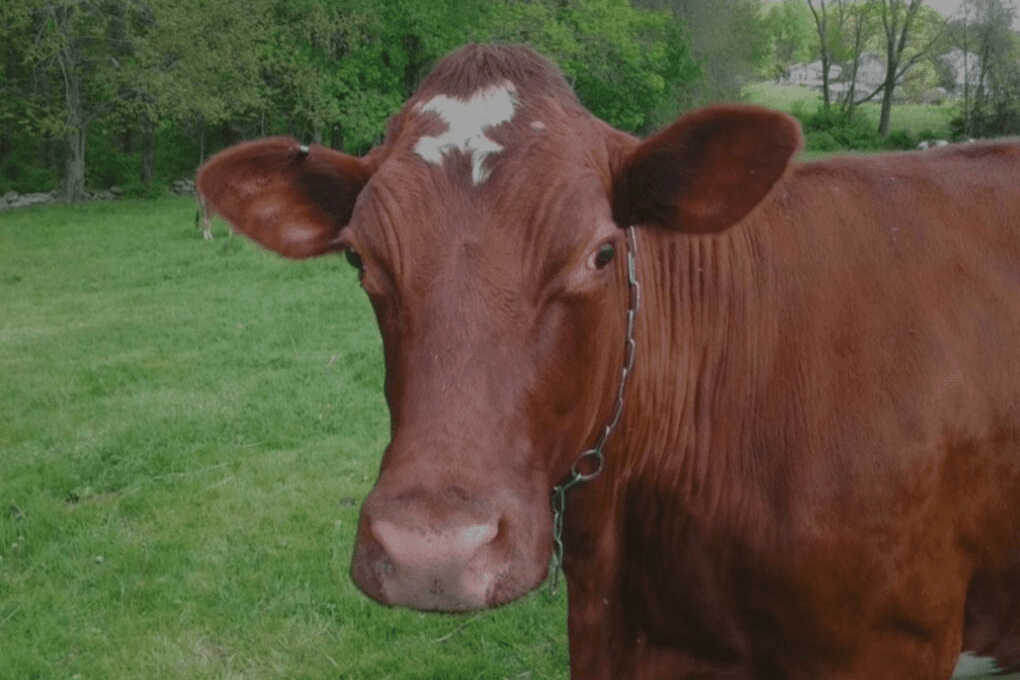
[350,482,548,611]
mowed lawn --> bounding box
[0,198,568,679]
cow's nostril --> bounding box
[372,519,499,567]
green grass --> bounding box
[0,198,569,679]
[743,82,956,139]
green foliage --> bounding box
[951,95,1020,139]
[0,137,60,194]
[945,0,1020,139]
[488,0,700,132]
[745,82,954,153]
[134,0,273,126]
[668,0,772,104]
[882,128,917,150]
[3,0,707,194]
[793,104,883,151]
[764,0,816,80]
[565,0,700,131]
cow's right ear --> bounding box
[612,105,802,234]
[196,137,380,259]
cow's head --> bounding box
[197,45,800,611]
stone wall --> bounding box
[0,179,196,211]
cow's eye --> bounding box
[344,249,364,272]
[594,243,615,269]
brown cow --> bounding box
[196,44,1020,679]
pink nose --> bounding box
[353,513,506,611]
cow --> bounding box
[195,44,1020,679]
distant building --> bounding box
[938,48,983,93]
[779,53,899,104]
[782,60,843,89]
[830,52,887,102]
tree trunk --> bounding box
[0,125,11,165]
[140,115,155,189]
[807,0,833,112]
[54,11,88,201]
[821,53,831,110]
[64,125,86,201]
[845,57,859,120]
[963,47,971,137]
[62,66,87,200]
[878,40,897,137]
[877,0,922,138]
[2,40,14,165]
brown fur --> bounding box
[196,44,1020,679]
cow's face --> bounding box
[339,152,632,610]
[196,45,800,612]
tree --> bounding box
[2,0,704,195]
[765,0,815,81]
[327,0,490,152]
[839,0,881,121]
[489,0,700,133]
[806,0,842,110]
[131,0,272,177]
[629,0,767,105]
[948,0,1020,138]
[876,0,930,136]
[24,1,125,199]
[0,0,36,185]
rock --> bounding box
[170,178,197,197]
[19,192,55,207]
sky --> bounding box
[925,0,965,17]
[927,0,1020,25]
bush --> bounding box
[883,130,916,151]
[806,131,840,152]
[795,106,882,152]
[86,125,139,191]
[950,96,1020,140]
[0,137,59,194]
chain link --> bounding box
[548,226,640,594]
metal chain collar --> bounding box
[548,225,640,594]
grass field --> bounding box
[743,82,957,138]
[0,198,569,679]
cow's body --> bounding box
[196,45,1020,679]
[565,147,1020,679]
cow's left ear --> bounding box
[197,137,382,259]
[612,105,802,234]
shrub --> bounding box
[883,130,916,150]
[806,131,840,152]
[795,106,882,152]
[0,137,59,194]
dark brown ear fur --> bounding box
[196,138,377,259]
[612,105,802,234]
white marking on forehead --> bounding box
[414,83,518,185]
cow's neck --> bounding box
[562,223,781,675]
[621,224,777,517]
